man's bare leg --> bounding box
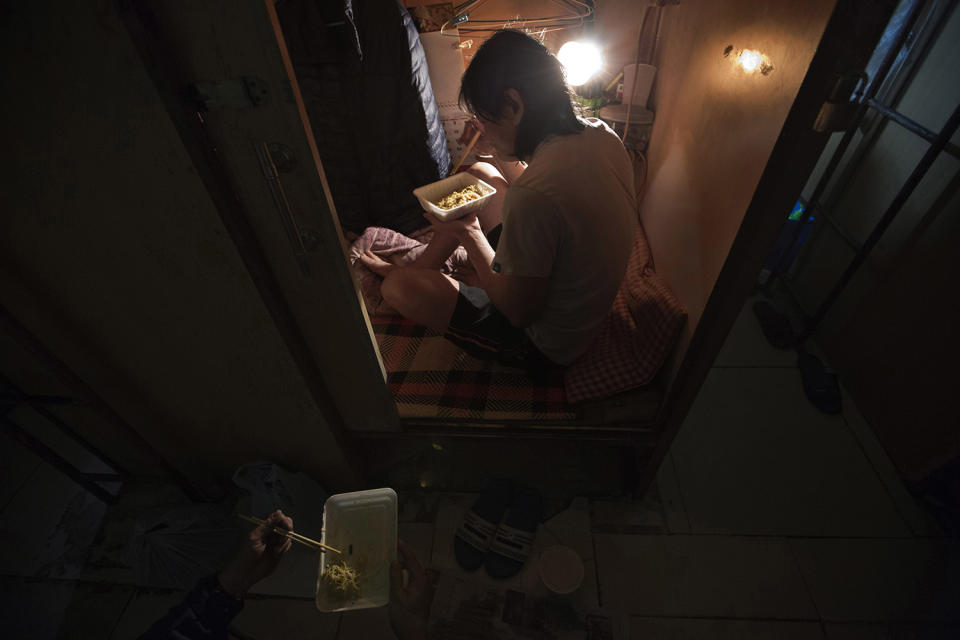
[468,162,509,235]
[381,268,460,332]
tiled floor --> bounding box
[0,299,956,639]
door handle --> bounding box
[255,141,311,277]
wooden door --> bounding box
[121,0,399,433]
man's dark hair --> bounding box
[459,30,584,161]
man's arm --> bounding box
[138,511,293,640]
[459,225,547,328]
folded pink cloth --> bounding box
[349,226,468,316]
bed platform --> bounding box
[355,217,685,437]
[372,313,665,435]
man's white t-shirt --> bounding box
[492,118,637,365]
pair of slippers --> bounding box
[753,300,842,414]
[454,480,542,579]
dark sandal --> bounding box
[798,352,842,414]
[752,300,796,349]
[454,479,514,571]
[484,487,542,579]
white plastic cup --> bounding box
[538,545,584,595]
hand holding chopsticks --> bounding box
[220,509,306,597]
[239,513,341,554]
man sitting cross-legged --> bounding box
[360,29,637,376]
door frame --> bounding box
[117,0,406,486]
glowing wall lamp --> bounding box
[558,40,603,86]
[724,45,775,75]
[738,49,764,72]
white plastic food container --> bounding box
[412,173,497,221]
[316,488,397,612]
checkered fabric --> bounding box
[372,316,574,421]
[564,225,687,404]
[353,222,684,410]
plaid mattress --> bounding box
[372,315,576,421]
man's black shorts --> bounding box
[443,224,558,376]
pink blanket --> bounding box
[348,226,468,316]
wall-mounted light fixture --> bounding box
[558,40,603,86]
[724,45,775,75]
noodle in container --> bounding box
[316,488,397,612]
[413,173,497,221]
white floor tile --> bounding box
[0,578,133,640]
[661,453,691,534]
[790,538,960,622]
[5,404,116,476]
[627,617,824,639]
[0,431,42,511]
[593,452,689,535]
[110,589,185,639]
[246,541,323,598]
[824,622,960,639]
[591,498,667,534]
[76,479,197,588]
[714,300,798,368]
[0,464,107,577]
[235,596,340,639]
[399,522,434,570]
[337,606,393,639]
[671,368,910,537]
[595,534,817,618]
[839,387,945,537]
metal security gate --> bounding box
[757,0,959,411]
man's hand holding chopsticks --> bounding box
[218,509,294,598]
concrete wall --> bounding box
[0,3,356,491]
[638,0,837,333]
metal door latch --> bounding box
[188,76,270,111]
[813,71,868,133]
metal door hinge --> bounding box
[813,71,868,133]
[188,76,270,111]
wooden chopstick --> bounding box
[238,514,341,554]
[450,129,481,175]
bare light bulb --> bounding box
[558,41,603,86]
[737,49,763,73]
